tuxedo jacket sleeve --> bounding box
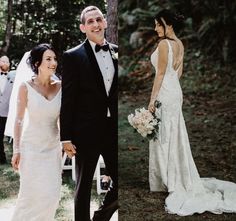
[60,47,79,141]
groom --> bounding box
[60,5,118,221]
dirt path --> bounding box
[119,91,236,221]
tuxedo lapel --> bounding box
[84,39,108,98]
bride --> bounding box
[11,43,62,220]
[5,51,59,138]
[148,9,236,215]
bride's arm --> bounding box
[148,40,168,113]
[11,83,27,170]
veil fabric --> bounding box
[4,51,33,137]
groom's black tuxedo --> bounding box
[60,39,117,149]
[60,39,118,221]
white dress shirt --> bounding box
[0,73,7,94]
[89,40,115,117]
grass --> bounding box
[0,140,19,202]
[118,73,236,220]
[0,140,105,221]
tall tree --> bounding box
[106,0,118,44]
[0,0,13,55]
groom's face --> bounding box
[80,9,107,44]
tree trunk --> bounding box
[0,0,13,55]
[106,0,118,45]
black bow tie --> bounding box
[95,44,109,53]
[0,72,7,75]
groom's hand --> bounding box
[63,142,77,158]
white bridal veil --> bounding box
[4,51,33,137]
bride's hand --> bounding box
[148,100,156,113]
[63,142,76,158]
[11,153,20,171]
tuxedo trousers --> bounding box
[0,116,7,162]
[74,118,118,221]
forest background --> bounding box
[119,0,236,220]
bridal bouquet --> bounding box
[128,101,161,140]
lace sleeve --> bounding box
[13,83,28,154]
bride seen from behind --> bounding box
[11,43,62,221]
[148,9,236,216]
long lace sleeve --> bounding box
[13,83,28,154]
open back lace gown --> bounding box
[11,81,62,221]
[149,39,236,215]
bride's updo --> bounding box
[28,43,56,74]
[155,9,184,34]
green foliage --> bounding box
[0,0,7,45]
[119,0,236,92]
[1,0,106,65]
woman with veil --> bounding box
[10,44,62,220]
[5,51,59,137]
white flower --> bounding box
[127,105,161,141]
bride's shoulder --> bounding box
[158,39,168,51]
[17,81,29,95]
[51,79,61,89]
[176,38,184,49]
[21,80,30,88]
[56,81,61,88]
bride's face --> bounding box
[155,20,164,38]
[38,50,57,76]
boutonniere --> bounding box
[113,52,118,60]
[109,45,118,60]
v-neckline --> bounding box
[26,82,61,102]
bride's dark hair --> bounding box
[28,43,57,74]
[155,9,184,41]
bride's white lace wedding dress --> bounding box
[149,39,236,216]
[11,81,62,221]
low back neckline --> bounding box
[165,39,182,73]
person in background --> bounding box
[0,55,14,164]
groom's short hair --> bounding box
[80,6,104,24]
